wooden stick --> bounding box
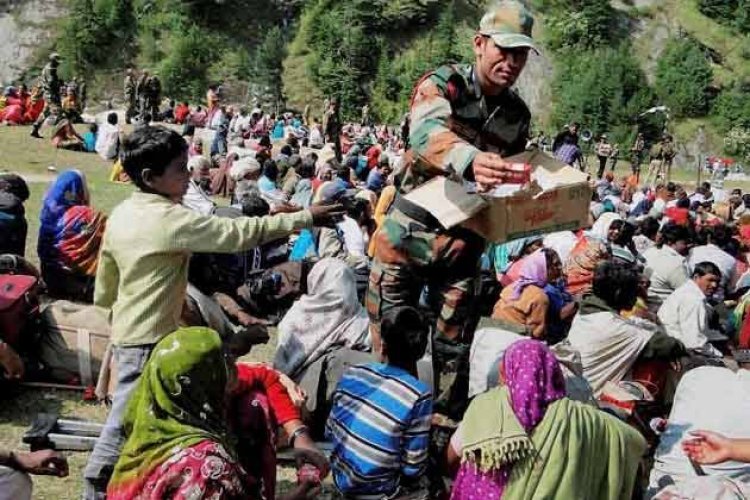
[20,382,85,391]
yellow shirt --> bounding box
[95,191,312,346]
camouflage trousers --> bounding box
[367,205,484,343]
[367,205,483,417]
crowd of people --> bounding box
[3,1,750,499]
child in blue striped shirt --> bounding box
[326,306,432,499]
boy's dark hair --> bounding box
[262,159,279,182]
[660,223,691,246]
[120,126,188,191]
[380,306,428,369]
[298,157,316,179]
[639,217,660,240]
[693,261,721,279]
[280,145,292,157]
[89,123,98,133]
[240,193,270,217]
[107,112,118,125]
[676,197,690,209]
[593,261,640,311]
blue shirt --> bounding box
[82,132,97,152]
[326,363,432,498]
[366,169,383,192]
[555,143,582,166]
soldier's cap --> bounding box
[49,52,61,61]
[479,1,538,54]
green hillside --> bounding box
[35,0,750,162]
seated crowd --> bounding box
[4,109,750,500]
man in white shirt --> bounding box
[643,223,690,311]
[182,156,216,215]
[688,225,736,301]
[658,262,724,357]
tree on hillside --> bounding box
[655,37,714,118]
[698,0,737,20]
[540,0,621,51]
[714,82,750,130]
[551,46,656,145]
[59,0,136,77]
[251,26,288,111]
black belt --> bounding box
[392,195,444,229]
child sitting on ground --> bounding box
[326,306,433,498]
[82,125,342,499]
[82,123,97,153]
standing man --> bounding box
[30,53,62,138]
[135,70,149,117]
[552,121,579,153]
[595,134,613,178]
[324,98,342,161]
[367,0,534,417]
[630,132,645,178]
[123,68,136,124]
[145,74,161,120]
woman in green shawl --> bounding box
[107,327,248,499]
[447,339,647,500]
[107,327,323,500]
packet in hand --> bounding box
[505,162,532,184]
[297,463,321,485]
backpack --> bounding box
[0,274,40,348]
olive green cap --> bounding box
[479,1,538,53]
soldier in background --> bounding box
[145,74,161,120]
[30,53,63,138]
[124,68,136,124]
[630,132,645,177]
[367,0,534,418]
[135,70,149,116]
[324,98,341,160]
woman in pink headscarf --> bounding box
[492,248,562,339]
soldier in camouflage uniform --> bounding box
[124,68,136,124]
[366,0,535,416]
[30,53,63,138]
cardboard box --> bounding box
[403,150,592,243]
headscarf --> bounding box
[229,157,261,181]
[274,259,370,379]
[589,212,621,242]
[492,236,543,274]
[355,189,378,214]
[38,170,106,275]
[509,249,548,301]
[500,339,567,430]
[108,327,244,499]
[452,340,566,500]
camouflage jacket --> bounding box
[40,63,61,105]
[400,63,531,194]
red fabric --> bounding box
[740,226,750,247]
[664,207,689,226]
[366,146,380,170]
[107,439,247,500]
[630,359,669,399]
[23,99,44,123]
[0,104,23,124]
[234,363,300,425]
[174,104,190,124]
[739,309,750,349]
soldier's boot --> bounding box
[30,124,42,138]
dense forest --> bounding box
[38,0,750,160]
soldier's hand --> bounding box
[472,152,511,187]
[309,204,345,227]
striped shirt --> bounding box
[95,191,312,346]
[326,363,432,499]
